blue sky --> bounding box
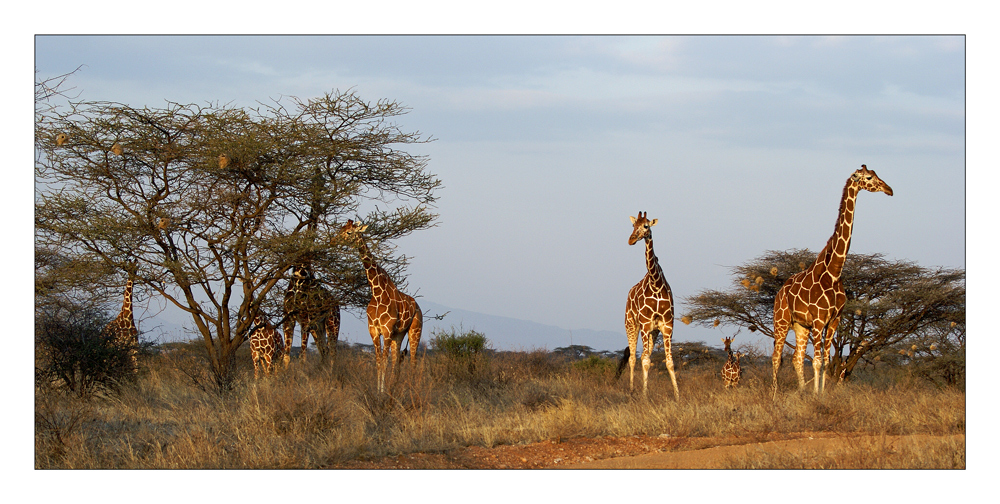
[33,35,966,351]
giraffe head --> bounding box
[289,264,314,281]
[850,164,893,196]
[722,335,736,353]
[337,219,369,245]
[627,211,657,245]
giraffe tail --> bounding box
[615,347,630,380]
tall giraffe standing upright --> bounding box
[104,266,139,371]
[282,263,341,364]
[772,165,893,397]
[624,211,680,400]
[337,220,423,394]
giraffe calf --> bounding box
[250,314,284,379]
[721,336,742,388]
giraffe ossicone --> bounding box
[771,165,893,397]
[623,211,680,400]
[337,219,423,394]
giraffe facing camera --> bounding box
[721,335,742,388]
[624,211,680,400]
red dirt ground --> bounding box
[322,432,962,469]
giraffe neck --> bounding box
[644,235,665,283]
[817,180,859,279]
[122,279,134,316]
[355,238,388,290]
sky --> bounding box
[14,3,998,501]
[32,35,967,351]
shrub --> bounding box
[429,327,490,383]
[35,307,138,397]
[572,355,617,378]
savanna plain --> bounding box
[34,333,965,470]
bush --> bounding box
[572,355,617,378]
[429,327,490,383]
[35,307,138,397]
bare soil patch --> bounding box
[323,431,961,469]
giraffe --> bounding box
[337,220,423,394]
[771,165,893,397]
[104,267,139,371]
[721,335,742,388]
[624,211,680,400]
[248,310,284,379]
[282,263,341,365]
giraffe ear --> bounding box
[359,224,369,233]
[630,216,637,225]
[649,218,658,227]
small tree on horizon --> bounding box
[36,86,441,389]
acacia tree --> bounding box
[35,90,440,388]
[682,249,965,383]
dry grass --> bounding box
[34,341,965,469]
[721,434,965,469]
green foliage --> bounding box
[35,82,441,388]
[429,327,490,383]
[35,307,139,398]
[429,327,488,358]
[572,355,617,377]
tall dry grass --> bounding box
[35,341,965,469]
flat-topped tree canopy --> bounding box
[35,88,441,389]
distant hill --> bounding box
[337,301,627,353]
[141,298,628,352]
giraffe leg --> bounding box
[792,324,810,392]
[388,335,403,389]
[282,319,295,366]
[659,320,679,401]
[300,318,311,361]
[327,307,341,359]
[625,318,638,391]
[812,320,831,394]
[252,351,261,380]
[369,323,386,393]
[315,322,328,363]
[772,319,789,398]
[640,330,654,397]
[824,317,840,388]
[408,309,422,364]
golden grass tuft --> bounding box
[35,341,965,469]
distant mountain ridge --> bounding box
[139,299,627,352]
[338,301,627,352]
